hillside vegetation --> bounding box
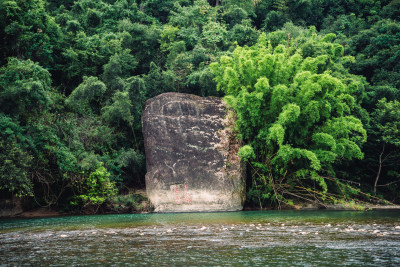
[1,0,399,211]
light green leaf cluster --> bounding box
[72,163,118,207]
[238,145,256,161]
[159,25,180,52]
[210,30,367,200]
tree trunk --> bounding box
[374,143,385,193]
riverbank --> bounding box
[3,203,399,220]
[297,204,400,211]
[17,208,63,218]
[0,189,152,219]
[13,206,152,219]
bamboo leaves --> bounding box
[211,30,367,206]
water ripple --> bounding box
[1,210,400,266]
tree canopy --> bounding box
[211,32,367,207]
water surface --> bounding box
[1,210,400,266]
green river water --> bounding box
[1,210,400,266]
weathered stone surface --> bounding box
[0,196,23,217]
[142,92,245,212]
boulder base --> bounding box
[0,196,23,217]
[142,92,245,212]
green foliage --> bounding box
[201,21,227,49]
[211,31,367,207]
[169,0,218,29]
[0,58,52,118]
[61,32,125,87]
[238,145,256,161]
[101,49,138,92]
[102,90,133,128]
[0,0,62,68]
[144,62,176,97]
[222,5,249,29]
[1,0,400,210]
[0,115,33,197]
[371,99,400,146]
[66,76,107,115]
[115,148,146,187]
[71,163,118,208]
[0,139,33,197]
[141,0,192,23]
[159,24,180,52]
[334,16,400,201]
[229,19,259,46]
[347,20,400,89]
[110,192,149,212]
[382,0,400,20]
[361,98,400,196]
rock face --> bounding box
[142,92,245,212]
[0,196,23,217]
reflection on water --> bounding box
[1,211,400,266]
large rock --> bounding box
[0,196,23,217]
[142,92,245,212]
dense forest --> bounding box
[1,0,399,212]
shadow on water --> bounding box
[1,210,400,266]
